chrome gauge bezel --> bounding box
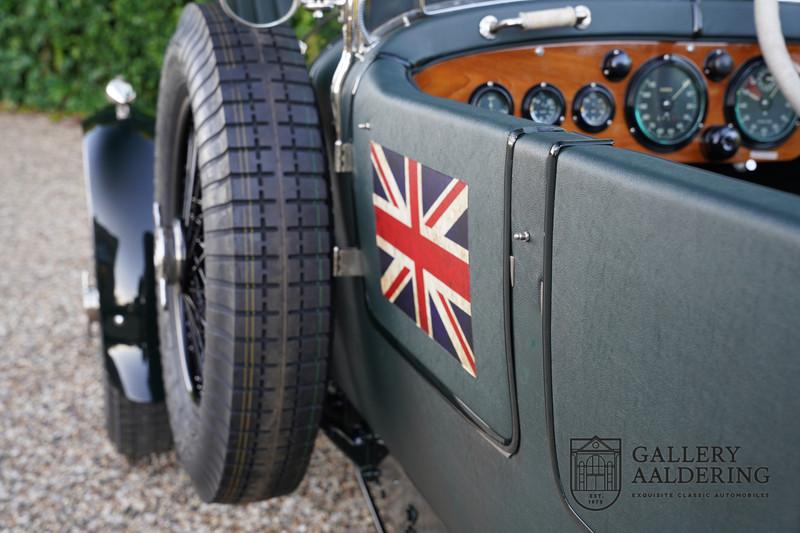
[572,83,615,133]
[469,82,514,115]
[522,82,566,125]
[625,54,708,152]
[724,56,798,149]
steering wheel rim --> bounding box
[754,0,800,115]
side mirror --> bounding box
[219,0,299,28]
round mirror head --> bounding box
[219,0,298,28]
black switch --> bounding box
[701,125,741,160]
[704,49,734,81]
[602,49,632,81]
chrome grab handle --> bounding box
[479,5,591,40]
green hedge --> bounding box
[0,1,335,116]
[0,0,190,114]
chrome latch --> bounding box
[333,246,365,277]
[479,5,591,40]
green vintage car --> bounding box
[82,0,800,530]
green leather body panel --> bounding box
[309,1,800,530]
[550,146,800,532]
[351,57,524,440]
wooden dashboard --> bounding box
[414,41,800,164]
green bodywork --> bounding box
[311,1,800,531]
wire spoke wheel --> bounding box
[177,125,205,399]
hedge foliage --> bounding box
[0,1,336,115]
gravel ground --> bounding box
[0,112,373,532]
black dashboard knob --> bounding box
[701,126,741,160]
[602,49,632,81]
[704,49,734,81]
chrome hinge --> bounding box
[333,246,365,277]
[509,256,516,288]
[334,141,354,173]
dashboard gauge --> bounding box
[523,83,565,125]
[626,54,707,151]
[725,57,797,148]
[469,82,513,114]
[572,83,615,132]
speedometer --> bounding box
[725,57,797,148]
[626,54,707,151]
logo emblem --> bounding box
[570,436,622,510]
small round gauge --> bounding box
[523,83,565,125]
[572,83,615,132]
[725,57,798,148]
[469,82,513,114]
[626,54,707,151]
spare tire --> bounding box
[154,3,331,503]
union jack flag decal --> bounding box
[370,142,476,377]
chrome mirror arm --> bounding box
[330,0,373,173]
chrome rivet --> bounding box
[113,314,124,326]
[513,231,531,242]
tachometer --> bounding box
[626,54,707,151]
[725,57,797,148]
[523,83,566,125]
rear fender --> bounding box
[82,107,163,403]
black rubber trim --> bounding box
[542,138,613,533]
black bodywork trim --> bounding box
[542,138,613,533]
[82,107,164,404]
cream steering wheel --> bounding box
[754,0,800,115]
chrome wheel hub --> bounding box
[153,203,187,309]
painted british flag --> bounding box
[370,141,476,377]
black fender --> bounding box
[82,107,163,403]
